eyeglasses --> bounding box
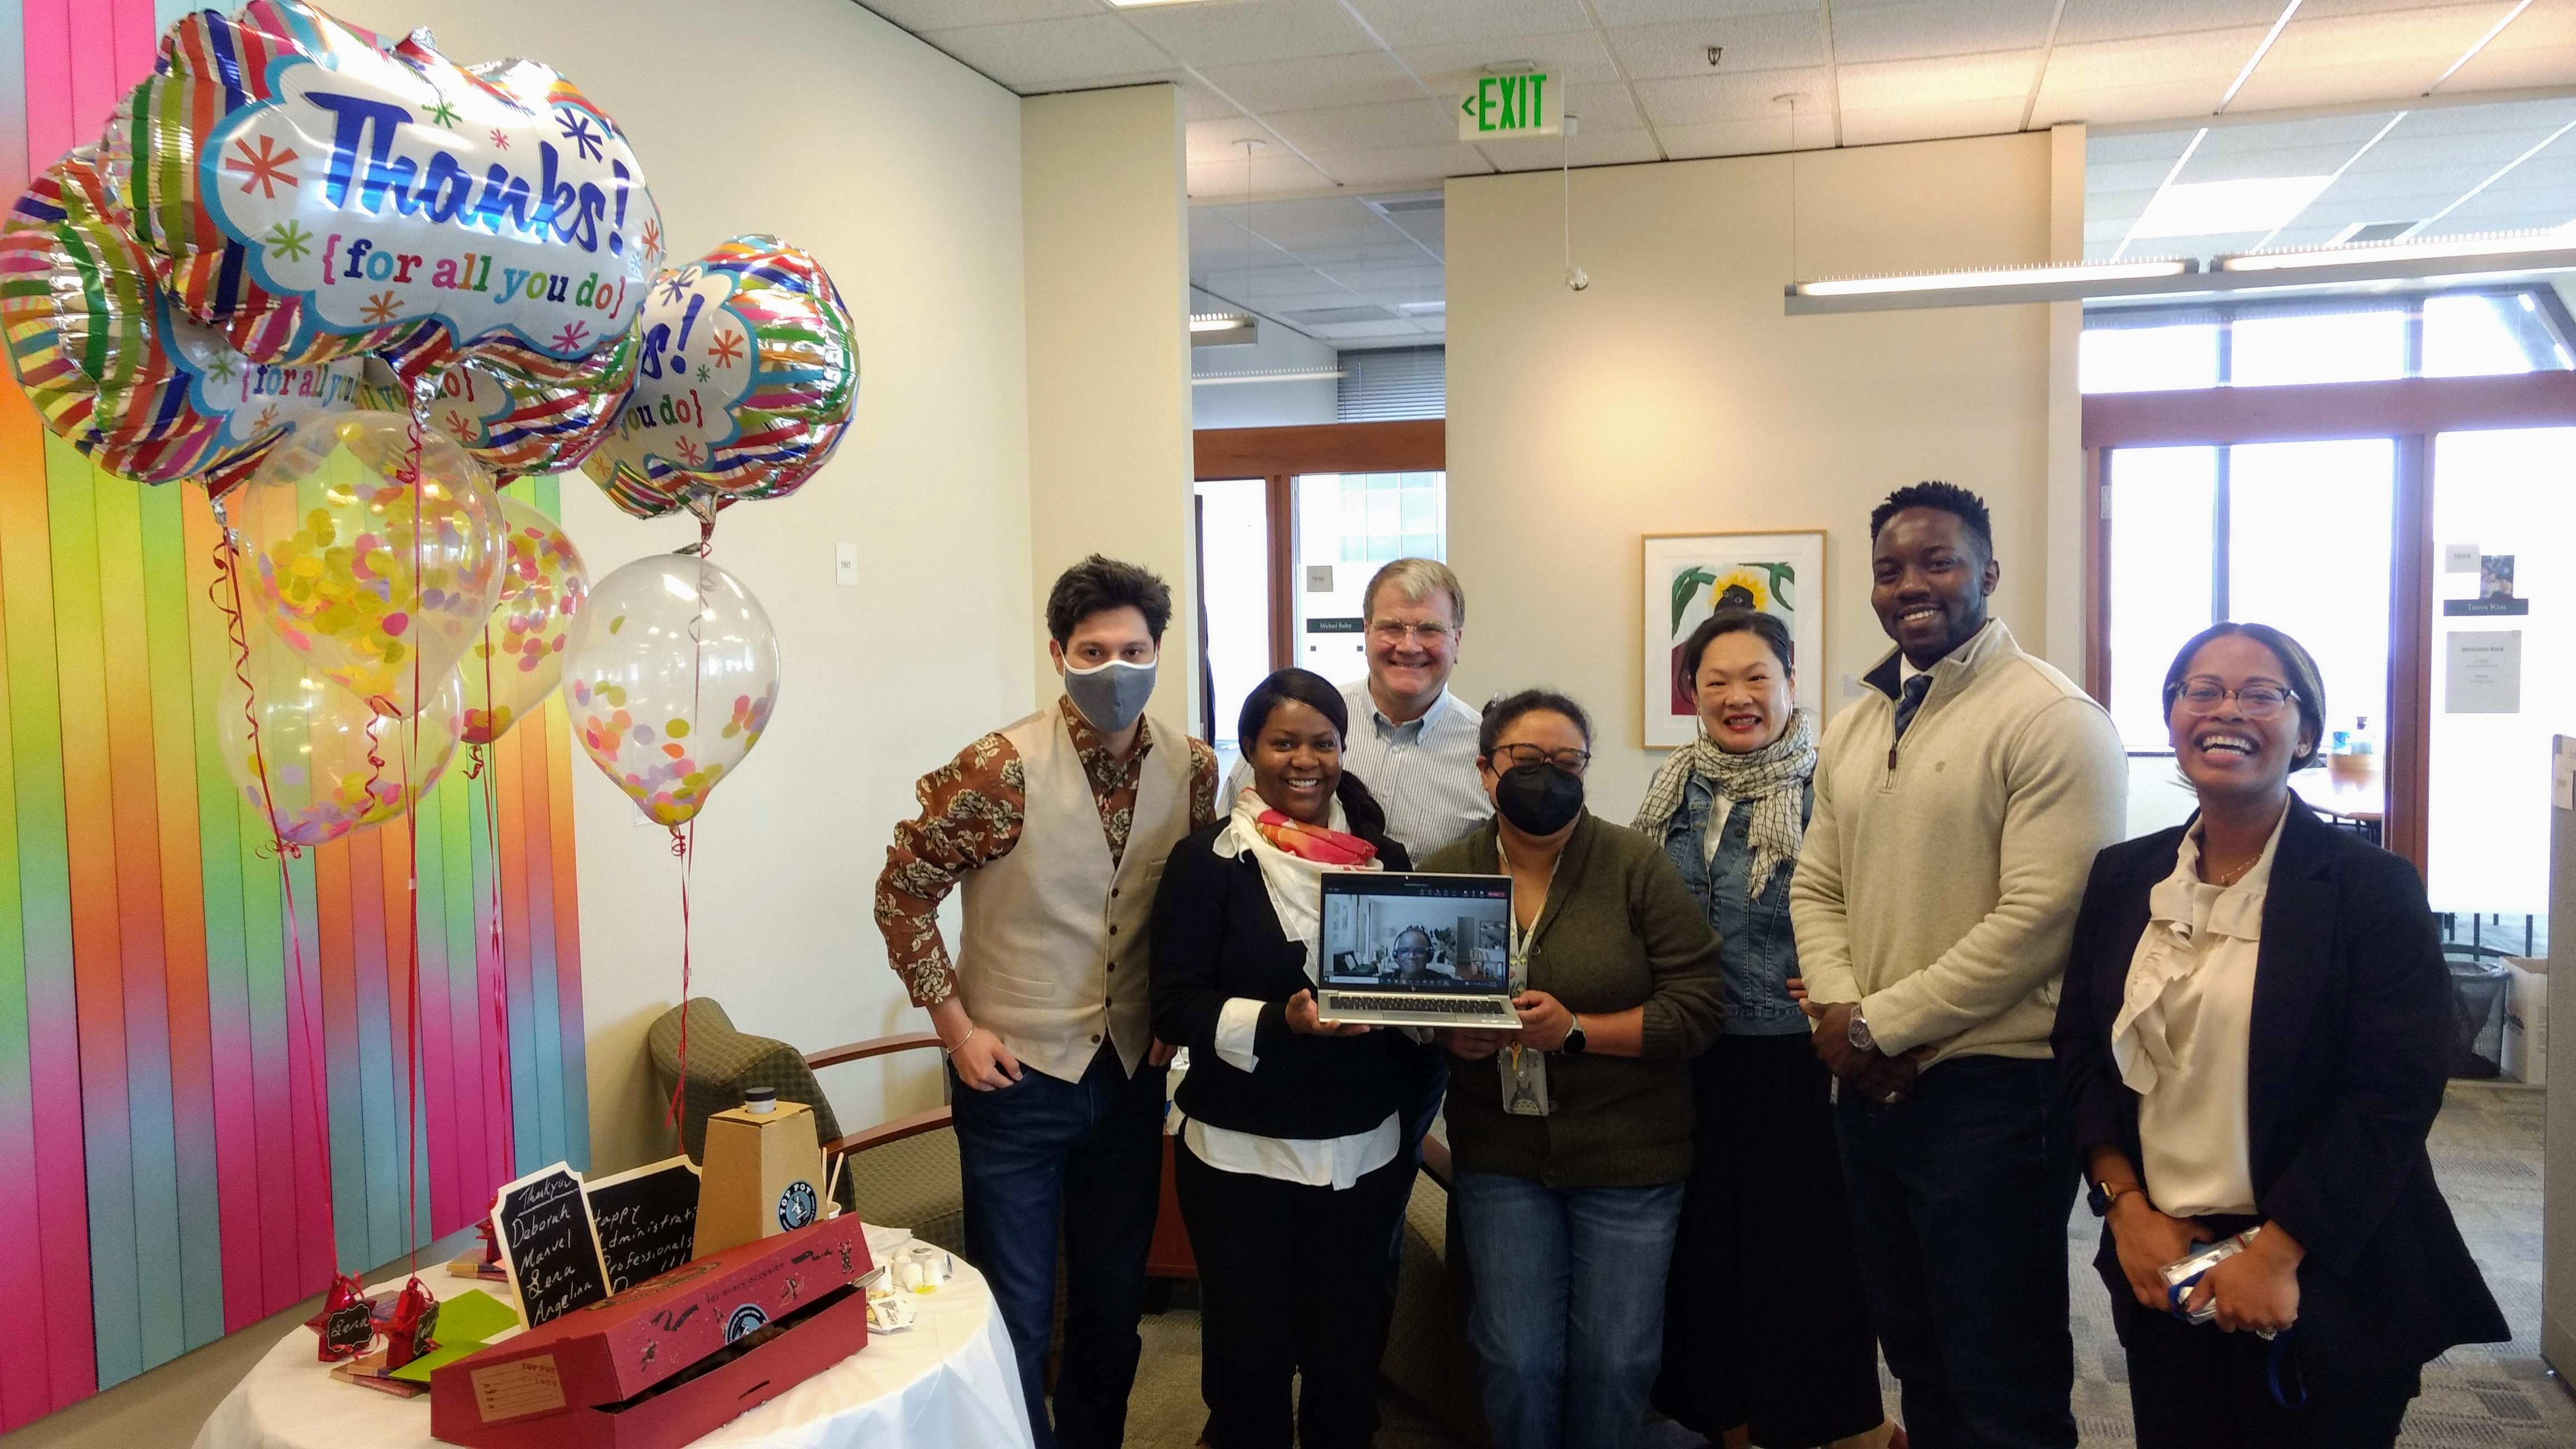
[2174,680,2298,719]
[1369,621,1455,646]
[1491,744,1592,773]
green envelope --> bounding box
[389,1289,524,1384]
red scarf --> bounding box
[1253,808,1378,867]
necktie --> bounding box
[1893,673,1933,742]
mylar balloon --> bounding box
[428,320,637,480]
[220,625,467,850]
[462,494,588,745]
[583,236,855,508]
[0,148,369,496]
[111,1,662,373]
[234,410,506,718]
[566,555,780,828]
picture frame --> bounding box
[1642,531,1827,748]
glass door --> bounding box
[1194,477,1269,774]
[2102,438,2396,840]
[1289,470,1447,688]
[2425,427,2575,955]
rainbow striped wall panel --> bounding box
[0,1,589,1429]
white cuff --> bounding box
[1215,997,1266,1073]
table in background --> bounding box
[2308,771,2384,846]
[193,1253,1031,1449]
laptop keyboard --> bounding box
[1327,995,1512,1016]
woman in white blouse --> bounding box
[2052,622,2503,1448]
[1149,667,1437,1448]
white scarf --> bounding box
[1213,792,1381,975]
[2110,819,2279,1096]
[1632,708,1817,893]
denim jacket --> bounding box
[1658,775,1814,1036]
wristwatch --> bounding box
[1561,1014,1587,1055]
[2087,1180,2142,1218]
[1846,1007,1877,1054]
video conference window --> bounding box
[1320,879,1512,989]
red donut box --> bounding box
[429,1218,872,1449]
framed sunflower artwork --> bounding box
[1642,531,1827,747]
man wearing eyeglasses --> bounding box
[1226,557,1490,861]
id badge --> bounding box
[1503,1041,1552,1116]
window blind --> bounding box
[1337,345,1445,421]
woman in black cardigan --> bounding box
[2053,622,2504,1448]
[1150,667,1437,1449]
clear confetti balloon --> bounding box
[566,554,780,828]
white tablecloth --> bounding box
[193,1253,1032,1449]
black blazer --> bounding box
[1149,821,1436,1142]
[2052,801,2506,1388]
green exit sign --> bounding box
[1459,73,1557,139]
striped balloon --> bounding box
[428,320,638,482]
[581,236,857,512]
[0,149,361,498]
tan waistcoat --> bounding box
[958,706,1190,1084]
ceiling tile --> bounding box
[1305,141,1496,187]
[1396,31,1622,90]
[1562,81,1649,131]
[1632,66,1835,127]
[1185,86,1243,121]
[1836,50,2044,111]
[2027,29,2269,125]
[2054,1,2295,46]
[1352,0,1597,50]
[1659,114,1835,158]
[1188,114,1282,162]
[1124,0,1380,68]
[2225,6,2509,108]
[2438,2,2576,92]
[1191,51,1424,112]
[922,15,1177,87]
[1841,97,2030,146]
[1830,0,2062,64]
[1187,153,1333,198]
[1590,0,1817,23]
[1488,126,1664,170]
[1266,98,1462,153]
[1606,14,1831,80]
[2294,0,2519,16]
[860,0,1095,29]
[2031,77,2232,126]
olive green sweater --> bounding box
[1423,813,1726,1188]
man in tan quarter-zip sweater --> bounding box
[1790,483,2126,1449]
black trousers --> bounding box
[1837,1054,2077,1449]
[1175,1138,1417,1449]
[1655,1033,1887,1447]
[2122,1296,2416,1448]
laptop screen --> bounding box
[1318,872,1515,993]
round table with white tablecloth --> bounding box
[192,1252,1032,1449]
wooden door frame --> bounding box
[1193,420,1448,671]
[2082,370,2576,874]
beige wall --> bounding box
[1444,133,2061,817]
[1023,88,1199,719]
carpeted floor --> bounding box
[1117,1083,2573,1447]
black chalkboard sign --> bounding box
[321,1299,375,1356]
[586,1156,702,1292]
[492,1162,611,1327]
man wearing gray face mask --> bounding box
[875,554,1218,1449]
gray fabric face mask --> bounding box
[1063,659,1157,734]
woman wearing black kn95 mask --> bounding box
[1419,688,1725,1449]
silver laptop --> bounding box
[1315,872,1521,1030]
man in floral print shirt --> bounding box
[874,555,1215,1449]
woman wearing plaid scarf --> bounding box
[1636,608,1901,1449]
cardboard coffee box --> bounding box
[429,1218,870,1449]
[2506,956,2547,1087]
[693,1099,826,1258]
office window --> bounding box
[2081,288,2574,394]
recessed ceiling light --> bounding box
[2129,176,2335,239]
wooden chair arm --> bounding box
[821,1105,954,1158]
[1419,1135,1453,1189]
[806,1032,944,1072]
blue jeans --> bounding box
[1453,1171,1685,1449]
[948,1044,1166,1449]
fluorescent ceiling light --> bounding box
[1189,312,1253,332]
[1793,259,2195,299]
[2130,176,2335,239]
[2216,226,2576,272]
[1105,0,1209,7]
[1192,369,1345,387]
[2219,1,2305,112]
[1396,301,1447,315]
[2426,0,2532,93]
